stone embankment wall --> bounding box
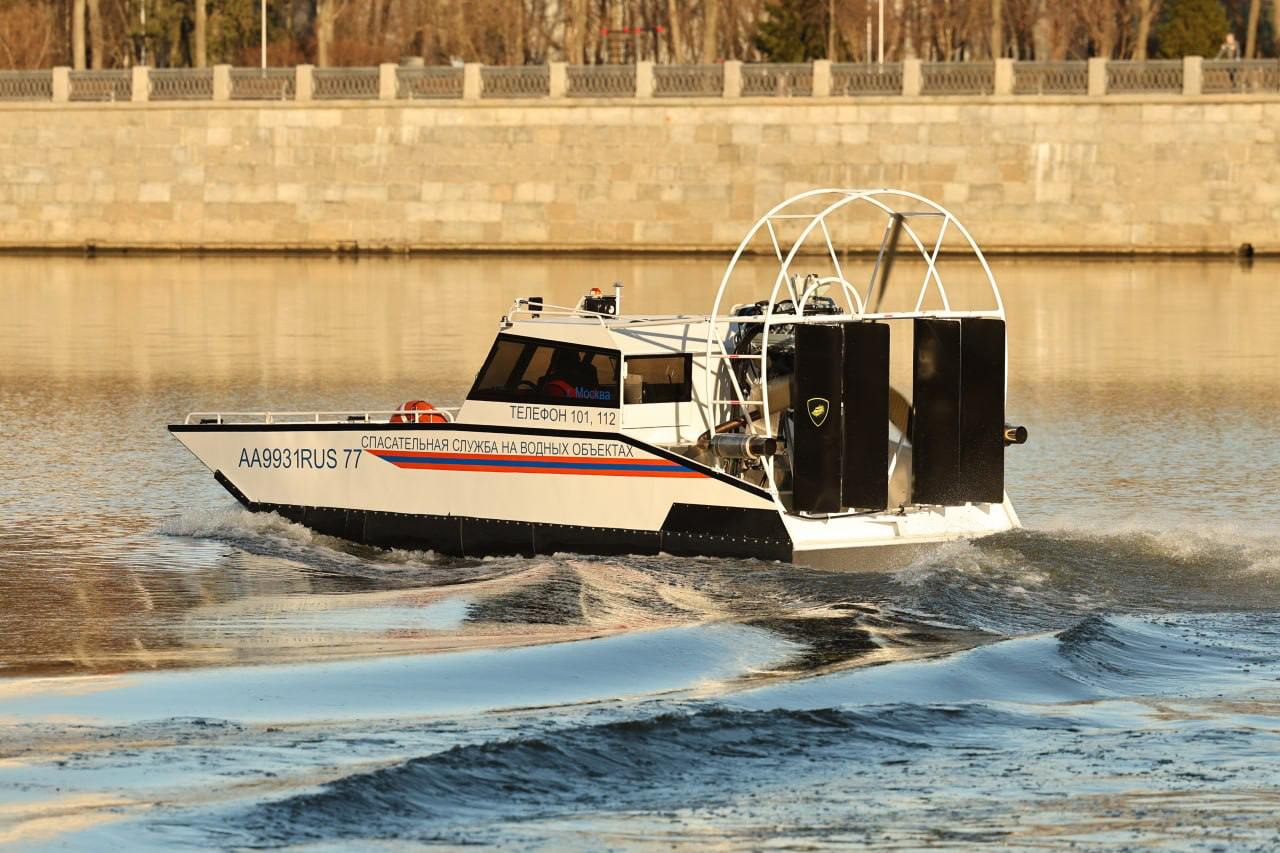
[0,96,1277,254]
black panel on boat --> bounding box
[302,506,365,542]
[365,512,464,556]
[460,518,536,557]
[217,494,793,561]
[213,469,252,508]
[959,317,1006,503]
[533,523,661,556]
[791,324,845,513]
[841,321,890,511]
[662,503,790,541]
[911,318,963,505]
[660,530,791,561]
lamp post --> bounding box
[260,0,267,68]
[878,0,884,65]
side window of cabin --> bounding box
[469,336,621,408]
[624,354,692,404]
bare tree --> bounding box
[829,0,839,58]
[564,0,586,62]
[194,0,205,67]
[0,1,61,68]
[666,0,684,61]
[1244,0,1261,57]
[14,0,1257,70]
[72,0,85,68]
[916,0,984,61]
[1076,0,1120,57]
[316,0,337,66]
[701,0,719,60]
[991,0,1003,57]
[1132,0,1160,59]
[87,0,103,68]
[1274,0,1280,57]
[1003,0,1047,58]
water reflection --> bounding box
[1,255,1278,677]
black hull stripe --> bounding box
[177,422,773,501]
[211,471,792,562]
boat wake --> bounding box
[9,510,1280,850]
[146,504,1280,681]
[890,522,1280,634]
[191,611,1280,850]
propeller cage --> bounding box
[702,189,1009,515]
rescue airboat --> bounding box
[170,189,1027,569]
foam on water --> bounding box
[884,520,1280,637]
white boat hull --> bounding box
[170,421,1018,568]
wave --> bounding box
[157,503,1280,673]
[1054,612,1280,695]
[889,522,1280,634]
[233,702,1071,847]
[155,507,971,665]
[158,505,524,588]
[730,611,1280,719]
[216,610,1280,847]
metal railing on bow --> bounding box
[831,63,903,95]
[314,66,379,99]
[1203,59,1280,93]
[1107,59,1182,93]
[184,408,459,425]
[397,65,464,99]
[1012,61,1088,95]
[0,70,53,101]
[741,63,813,96]
[69,69,131,101]
[922,62,994,95]
[567,64,636,97]
[653,63,723,97]
[481,65,549,98]
[230,67,295,100]
[149,67,213,101]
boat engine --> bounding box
[702,190,1029,517]
[713,296,1022,514]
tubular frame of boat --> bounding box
[700,188,1007,515]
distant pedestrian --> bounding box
[1215,32,1242,89]
[1215,32,1240,60]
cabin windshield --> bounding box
[468,334,620,408]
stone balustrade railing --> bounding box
[1,57,1277,103]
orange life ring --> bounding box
[391,400,447,423]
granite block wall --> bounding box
[0,96,1276,253]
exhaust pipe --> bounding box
[707,433,777,460]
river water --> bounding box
[1,254,1278,849]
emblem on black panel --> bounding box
[806,397,830,427]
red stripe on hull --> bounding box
[385,461,704,477]
[365,449,677,467]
